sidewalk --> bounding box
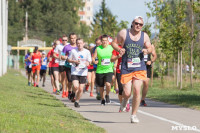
[22,71,200,133]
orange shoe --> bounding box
[85,85,89,91]
[34,83,36,87]
[53,88,57,93]
[62,91,66,98]
[90,92,94,97]
[65,91,68,97]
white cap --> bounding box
[42,51,46,55]
[51,42,54,46]
[89,43,96,47]
[133,16,144,22]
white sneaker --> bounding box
[119,99,127,112]
[131,115,139,123]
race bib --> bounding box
[29,64,32,68]
[127,57,141,68]
[144,54,148,62]
[78,63,86,69]
[55,59,59,63]
[42,61,47,65]
[101,59,110,66]
[34,59,39,64]
[119,62,122,70]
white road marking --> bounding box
[85,92,200,132]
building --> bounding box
[78,0,93,26]
[0,0,8,77]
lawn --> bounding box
[147,76,200,110]
[0,69,105,133]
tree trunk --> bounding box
[180,49,182,89]
[190,0,194,88]
[177,51,180,87]
[174,59,176,86]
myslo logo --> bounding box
[171,125,197,131]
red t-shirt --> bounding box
[32,52,41,65]
[112,45,122,73]
[48,49,59,67]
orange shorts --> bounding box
[32,65,41,74]
[121,70,147,84]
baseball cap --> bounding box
[89,43,96,47]
[42,51,46,55]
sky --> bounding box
[93,0,154,30]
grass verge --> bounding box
[0,69,105,133]
[147,77,200,110]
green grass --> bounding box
[147,77,200,110]
[0,69,105,133]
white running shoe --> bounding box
[119,99,127,112]
[131,115,139,123]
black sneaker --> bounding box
[42,84,45,87]
[36,85,39,87]
[140,100,147,106]
[105,95,111,104]
[70,92,75,102]
[74,102,80,108]
[101,99,105,106]
[68,91,72,100]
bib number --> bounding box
[119,62,121,70]
[42,61,47,65]
[55,59,59,63]
[127,58,141,68]
[29,64,32,68]
[144,55,148,62]
[101,59,110,66]
[34,59,39,64]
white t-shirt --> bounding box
[68,48,92,76]
[54,44,65,65]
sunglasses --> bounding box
[62,40,68,41]
[134,22,143,27]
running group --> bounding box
[24,16,157,123]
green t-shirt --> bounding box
[96,45,114,74]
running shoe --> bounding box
[85,85,89,91]
[74,102,80,108]
[90,92,94,97]
[53,88,57,93]
[101,99,105,106]
[34,83,36,87]
[59,84,62,92]
[28,82,31,86]
[65,91,68,97]
[68,91,72,100]
[56,90,60,95]
[110,86,114,93]
[70,92,75,102]
[36,85,39,87]
[105,95,111,104]
[42,84,45,87]
[126,103,130,112]
[119,99,127,112]
[131,115,139,123]
[140,100,147,106]
[62,91,66,98]
[96,93,101,100]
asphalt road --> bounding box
[23,71,200,133]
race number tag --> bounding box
[119,62,122,70]
[144,54,148,62]
[29,64,32,68]
[101,59,110,66]
[55,59,59,63]
[42,61,47,65]
[127,58,141,68]
[34,59,39,64]
[78,62,86,69]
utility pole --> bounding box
[25,11,28,42]
[190,0,194,88]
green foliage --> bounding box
[89,0,128,43]
[8,0,90,46]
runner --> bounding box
[111,45,130,112]
[92,35,114,105]
[141,44,157,106]
[61,33,77,101]
[85,43,96,97]
[24,48,33,86]
[52,40,60,94]
[68,38,92,107]
[111,16,152,123]
[47,43,56,93]
[54,35,68,98]
[40,51,48,87]
[31,46,42,87]
[92,38,101,100]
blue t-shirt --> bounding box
[41,57,47,70]
[25,53,31,67]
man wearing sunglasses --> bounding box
[111,16,152,123]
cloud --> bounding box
[93,0,102,12]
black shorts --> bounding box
[146,65,151,78]
[116,72,123,95]
[49,67,53,75]
[40,70,46,76]
[93,67,97,71]
[59,65,65,73]
[26,66,32,74]
[96,72,113,87]
[88,69,94,72]
[71,75,87,84]
[65,67,72,82]
[52,67,59,72]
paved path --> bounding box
[22,71,200,133]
